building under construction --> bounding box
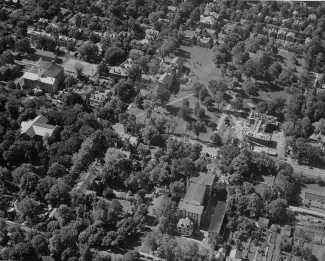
[243,112,278,147]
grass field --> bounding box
[61,58,97,76]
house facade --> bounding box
[177,217,194,236]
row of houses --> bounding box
[183,28,217,48]
[268,28,296,42]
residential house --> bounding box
[196,36,213,49]
[292,10,299,17]
[215,248,226,261]
[145,29,159,40]
[286,32,295,42]
[183,30,196,46]
[4,0,20,8]
[18,61,64,94]
[167,6,178,13]
[305,37,312,44]
[112,123,138,146]
[277,29,287,40]
[284,225,292,237]
[270,224,280,233]
[208,201,226,238]
[268,28,277,38]
[170,57,184,73]
[258,217,270,228]
[158,72,173,89]
[21,115,59,138]
[108,66,128,79]
[29,49,58,62]
[309,133,325,145]
[308,14,317,21]
[177,217,194,236]
[226,249,242,261]
[202,28,217,39]
[0,64,20,81]
[74,172,97,191]
[88,90,110,108]
[200,15,216,29]
[204,3,215,15]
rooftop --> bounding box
[183,182,206,206]
[190,173,216,186]
[305,191,325,204]
[179,200,204,215]
[21,115,58,138]
[177,217,194,229]
[208,201,226,234]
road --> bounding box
[216,104,231,132]
[290,164,325,178]
[136,94,194,117]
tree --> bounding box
[291,55,297,65]
[17,21,28,37]
[192,122,201,139]
[20,172,39,193]
[45,181,71,206]
[127,64,142,82]
[196,108,206,122]
[268,62,282,80]
[31,234,49,256]
[210,133,222,145]
[105,47,126,65]
[192,82,204,97]
[153,85,171,107]
[64,75,77,88]
[74,62,84,78]
[123,250,140,261]
[208,79,227,94]
[267,198,290,223]
[78,43,98,61]
[232,98,243,111]
[15,38,31,54]
[17,197,40,220]
[178,105,193,121]
[141,125,159,148]
[214,91,226,109]
[243,79,258,97]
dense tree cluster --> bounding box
[224,146,296,228]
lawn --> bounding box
[312,243,325,260]
[61,58,98,76]
[129,45,228,142]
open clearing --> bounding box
[61,58,97,76]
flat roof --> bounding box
[183,182,206,206]
[208,201,226,234]
[179,200,204,215]
[190,173,215,186]
[305,192,325,204]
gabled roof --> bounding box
[21,115,58,138]
[170,57,183,67]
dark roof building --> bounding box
[208,201,226,237]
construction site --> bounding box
[234,112,278,155]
